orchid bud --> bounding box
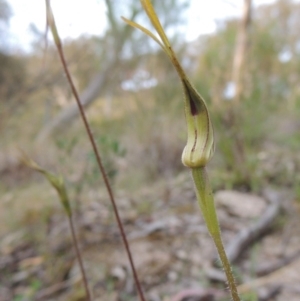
[122,0,214,168]
[181,80,214,168]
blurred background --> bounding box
[1,0,300,300]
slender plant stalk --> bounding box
[192,168,240,301]
[45,2,146,301]
[67,213,92,301]
[213,234,240,300]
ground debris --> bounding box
[0,173,299,301]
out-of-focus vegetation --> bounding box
[1,0,300,300]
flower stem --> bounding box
[192,167,241,301]
[212,233,240,301]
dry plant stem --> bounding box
[192,167,240,301]
[67,214,92,301]
[58,49,146,301]
[21,152,92,300]
[46,3,146,301]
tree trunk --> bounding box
[36,3,140,142]
[36,61,118,142]
[232,0,252,103]
[224,0,252,182]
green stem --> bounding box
[192,167,241,301]
[213,233,240,301]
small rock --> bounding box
[167,271,178,282]
[175,249,188,260]
[215,190,267,219]
[110,265,126,281]
[0,231,25,255]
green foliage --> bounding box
[189,0,300,192]
[0,1,26,112]
[0,52,26,101]
[87,135,126,183]
[240,292,258,301]
[195,21,237,105]
[12,278,42,301]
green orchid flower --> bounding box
[123,1,241,300]
[122,0,214,169]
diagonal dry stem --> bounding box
[67,213,92,301]
[45,1,146,301]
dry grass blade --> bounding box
[20,152,92,301]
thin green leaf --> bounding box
[121,17,166,51]
[21,151,71,216]
[141,0,171,50]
